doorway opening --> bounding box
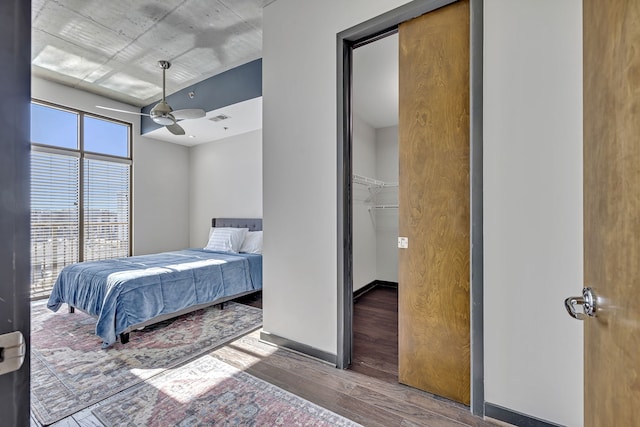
[350,32,399,383]
[336,0,484,415]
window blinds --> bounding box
[30,150,80,299]
[83,158,130,261]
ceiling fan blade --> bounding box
[96,105,149,116]
[166,123,185,136]
[172,108,206,120]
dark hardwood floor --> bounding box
[213,331,498,427]
[351,285,399,383]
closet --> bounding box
[350,33,399,381]
[352,170,398,287]
[351,32,399,295]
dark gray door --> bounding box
[0,1,31,426]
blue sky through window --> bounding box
[31,103,78,149]
[31,103,129,158]
[84,116,129,157]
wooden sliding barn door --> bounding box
[398,0,470,405]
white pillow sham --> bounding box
[240,231,263,254]
[204,227,248,253]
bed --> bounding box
[47,218,262,348]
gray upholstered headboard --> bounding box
[212,218,262,231]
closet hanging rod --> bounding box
[369,204,399,210]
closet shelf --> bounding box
[353,173,399,216]
[353,173,398,188]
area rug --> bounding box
[92,354,361,426]
[30,300,262,426]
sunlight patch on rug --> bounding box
[93,354,362,426]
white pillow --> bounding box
[240,231,263,254]
[204,227,248,253]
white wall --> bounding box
[263,0,414,355]
[188,129,262,247]
[483,1,583,426]
[31,78,190,255]
[375,125,398,282]
[133,136,190,254]
[352,115,377,291]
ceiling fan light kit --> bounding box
[150,100,175,125]
[152,115,175,126]
[96,60,206,136]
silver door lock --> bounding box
[564,287,597,320]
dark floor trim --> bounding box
[353,280,398,301]
[260,331,337,365]
[484,403,563,427]
[353,281,377,300]
[375,280,398,288]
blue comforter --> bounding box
[47,249,262,347]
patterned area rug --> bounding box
[30,300,262,426]
[93,354,361,426]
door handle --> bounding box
[564,287,597,320]
[0,331,25,375]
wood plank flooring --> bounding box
[32,290,501,426]
[352,285,399,383]
[216,331,496,427]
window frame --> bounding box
[30,99,133,298]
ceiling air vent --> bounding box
[209,114,230,122]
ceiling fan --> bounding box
[97,60,206,135]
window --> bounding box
[30,101,132,299]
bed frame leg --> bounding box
[120,332,130,344]
[68,305,75,314]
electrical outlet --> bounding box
[398,237,409,249]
